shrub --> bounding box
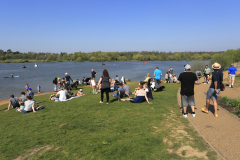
[18,59,23,63]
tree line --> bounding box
[0,49,239,67]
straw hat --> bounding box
[212,62,221,69]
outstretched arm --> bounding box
[145,94,152,104]
[5,102,11,111]
[32,103,36,113]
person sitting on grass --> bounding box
[56,88,67,101]
[133,81,144,94]
[144,73,151,82]
[123,82,131,98]
[49,94,56,100]
[16,102,25,112]
[5,95,20,111]
[20,96,36,113]
[143,84,153,101]
[112,83,125,100]
[77,89,85,96]
[20,92,27,103]
[121,85,152,104]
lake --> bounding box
[0,61,208,100]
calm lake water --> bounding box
[0,61,208,100]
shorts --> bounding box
[92,85,96,89]
[181,95,195,107]
[92,77,95,80]
[205,74,210,78]
[206,88,220,100]
[228,74,235,80]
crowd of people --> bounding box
[5,63,237,118]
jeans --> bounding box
[101,88,110,102]
[154,79,161,89]
[54,84,57,91]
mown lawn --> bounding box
[0,82,217,160]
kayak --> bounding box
[4,76,19,78]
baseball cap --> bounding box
[65,73,68,75]
[80,89,83,91]
[28,88,32,90]
[184,64,191,70]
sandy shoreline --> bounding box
[0,91,55,106]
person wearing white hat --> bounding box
[228,63,237,88]
[202,62,223,117]
[177,64,198,118]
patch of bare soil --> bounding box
[14,145,60,160]
[176,145,208,159]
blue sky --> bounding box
[0,0,239,53]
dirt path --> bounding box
[177,70,240,160]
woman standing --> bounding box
[98,69,111,104]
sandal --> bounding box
[214,114,218,117]
[106,102,109,104]
[202,108,208,113]
[100,101,103,103]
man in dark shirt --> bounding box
[202,63,223,117]
[65,73,73,88]
[53,77,58,91]
[91,69,97,80]
[177,64,198,118]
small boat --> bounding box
[4,76,19,78]
[144,62,148,63]
[102,62,105,65]
[35,63,39,67]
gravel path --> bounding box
[178,70,240,160]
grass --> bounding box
[0,81,217,160]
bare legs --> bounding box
[204,98,218,116]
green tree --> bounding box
[201,53,211,60]
[76,57,82,62]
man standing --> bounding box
[65,73,73,89]
[91,69,97,81]
[53,77,58,92]
[177,64,198,118]
[202,63,223,117]
[203,65,211,84]
[228,63,237,88]
[153,67,162,89]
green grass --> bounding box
[0,82,217,159]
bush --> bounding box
[189,60,205,73]
[4,60,10,63]
[18,59,23,63]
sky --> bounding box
[0,0,240,53]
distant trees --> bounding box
[0,48,238,63]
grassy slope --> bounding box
[0,82,217,160]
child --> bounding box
[165,72,169,83]
[16,102,25,112]
[91,78,96,94]
[150,79,155,90]
[37,85,41,93]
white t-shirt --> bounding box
[57,90,67,101]
[24,100,35,111]
[91,80,96,86]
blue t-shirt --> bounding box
[210,70,223,89]
[228,66,237,75]
[154,70,162,80]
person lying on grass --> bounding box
[49,94,56,100]
[120,84,152,104]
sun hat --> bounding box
[212,62,221,69]
[184,64,191,70]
